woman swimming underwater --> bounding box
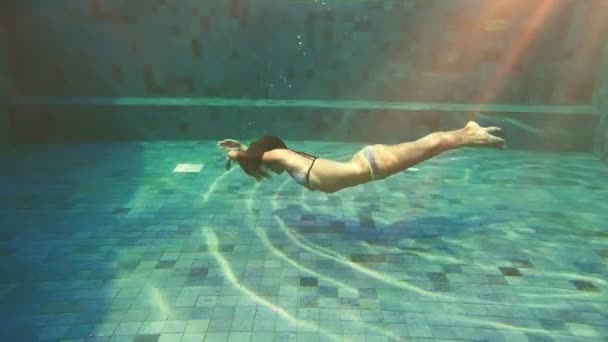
[218,121,505,193]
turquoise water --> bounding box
[2,0,607,341]
[1,141,607,341]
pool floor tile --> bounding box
[0,142,606,341]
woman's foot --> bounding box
[461,121,506,149]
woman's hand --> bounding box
[217,139,247,152]
[218,139,245,171]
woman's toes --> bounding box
[489,135,506,149]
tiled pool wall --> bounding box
[593,40,608,162]
[0,29,11,151]
[3,0,607,151]
[7,104,598,152]
[0,24,11,151]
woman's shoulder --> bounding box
[261,148,289,163]
[263,148,312,163]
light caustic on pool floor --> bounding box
[188,155,605,339]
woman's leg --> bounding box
[369,121,505,178]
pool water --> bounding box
[0,141,607,341]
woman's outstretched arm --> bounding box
[217,139,248,170]
[217,139,248,152]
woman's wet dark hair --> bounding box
[237,136,287,180]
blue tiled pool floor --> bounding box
[0,141,607,342]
